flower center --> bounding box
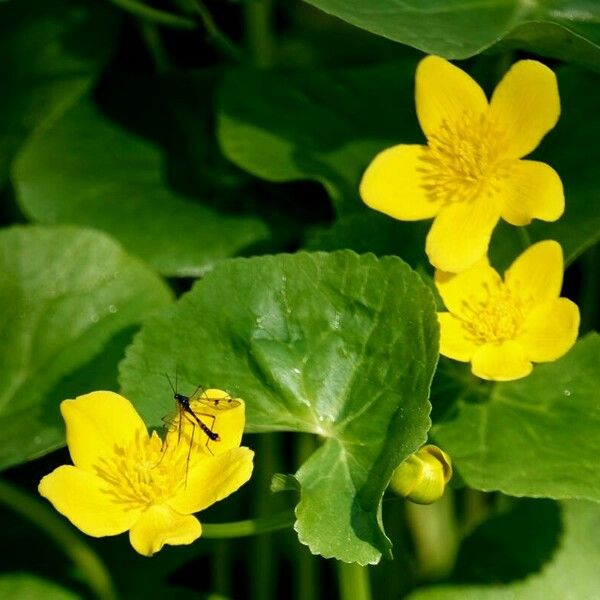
[460,284,525,344]
[420,112,508,205]
[94,432,188,509]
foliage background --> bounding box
[0,0,599,598]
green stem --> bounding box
[244,0,275,68]
[186,0,243,61]
[337,562,372,600]
[405,490,459,582]
[0,479,117,600]
[138,21,171,74]
[109,0,195,29]
[201,509,295,539]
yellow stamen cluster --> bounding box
[420,113,508,205]
[94,432,186,509]
[459,284,524,345]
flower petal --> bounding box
[489,60,560,159]
[471,341,532,381]
[129,505,201,557]
[435,260,501,318]
[426,199,500,272]
[61,392,148,472]
[169,447,254,515]
[415,55,488,139]
[360,144,440,220]
[518,298,580,362]
[38,465,139,536]
[499,160,564,226]
[438,312,479,361]
[504,240,564,305]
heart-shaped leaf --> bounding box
[302,0,600,69]
[0,225,172,470]
[13,97,269,277]
[217,61,420,214]
[432,333,600,502]
[409,500,600,599]
[120,251,439,564]
[0,0,118,188]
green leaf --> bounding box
[302,0,600,69]
[13,97,269,277]
[217,61,421,214]
[120,251,439,564]
[452,499,561,583]
[0,0,118,188]
[409,500,600,599]
[305,212,429,269]
[0,574,78,600]
[0,225,172,470]
[431,333,600,502]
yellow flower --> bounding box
[360,55,563,273]
[436,240,579,381]
[39,391,254,556]
[390,445,452,505]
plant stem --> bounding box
[244,0,275,68]
[405,490,459,582]
[0,479,117,600]
[201,509,295,538]
[187,0,244,61]
[109,0,195,29]
[337,562,372,600]
[138,21,171,74]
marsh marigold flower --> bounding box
[360,56,563,273]
[39,391,254,556]
[436,240,579,380]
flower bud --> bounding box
[390,445,452,505]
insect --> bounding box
[158,374,221,484]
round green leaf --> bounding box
[409,500,600,599]
[217,61,420,214]
[302,0,600,69]
[0,0,118,188]
[0,225,172,470]
[120,251,439,564]
[13,98,269,277]
[432,333,600,502]
[0,574,78,600]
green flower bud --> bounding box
[390,444,452,505]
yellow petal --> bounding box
[427,199,500,272]
[61,391,148,472]
[438,312,479,361]
[415,55,488,139]
[38,465,139,536]
[435,260,500,319]
[129,505,201,557]
[504,240,564,305]
[359,144,440,220]
[471,341,532,381]
[518,298,580,362]
[499,160,564,226]
[169,447,254,515]
[489,60,560,159]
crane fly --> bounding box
[159,373,221,486]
